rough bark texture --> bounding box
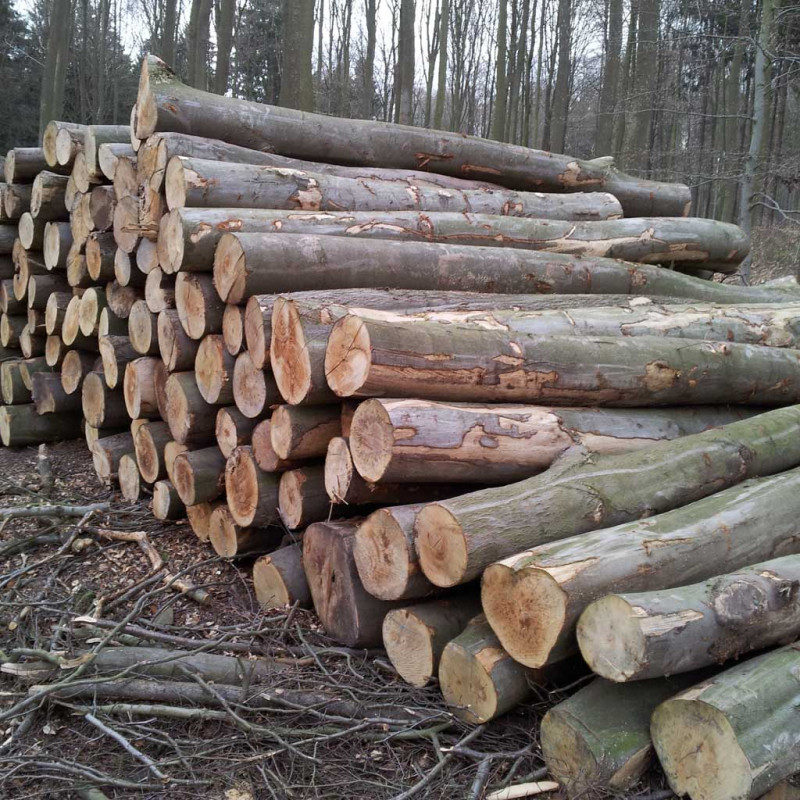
[164,371,218,445]
[31,371,81,415]
[270,404,341,460]
[0,404,81,447]
[134,55,691,217]
[212,225,755,304]
[382,595,482,687]
[326,315,800,406]
[651,645,800,800]
[578,553,800,682]
[349,399,753,484]
[173,446,227,505]
[483,467,800,668]
[415,405,800,587]
[165,156,622,221]
[252,544,311,609]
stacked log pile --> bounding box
[3,53,800,799]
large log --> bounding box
[541,675,703,797]
[224,446,280,527]
[270,404,341,460]
[278,465,331,529]
[18,212,46,250]
[415,405,800,588]
[134,55,691,217]
[175,272,224,339]
[303,519,405,647]
[185,500,221,542]
[136,238,161,277]
[44,335,65,367]
[114,247,144,288]
[164,371,218,445]
[0,404,80,446]
[651,645,800,800]
[83,125,132,178]
[325,316,800,406]
[5,147,59,183]
[382,595,482,687]
[165,156,623,221]
[349,400,753,484]
[172,446,227,505]
[578,553,800,682]
[44,292,72,334]
[438,614,548,724]
[214,229,754,305]
[123,356,160,419]
[78,287,109,337]
[85,232,117,281]
[71,151,102,194]
[21,356,60,391]
[482,467,800,668]
[252,544,311,609]
[145,267,175,313]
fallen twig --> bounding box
[85,712,169,782]
[0,502,110,520]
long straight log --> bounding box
[134,420,172,483]
[224,446,280,527]
[252,544,311,609]
[165,156,623,221]
[43,122,86,167]
[3,184,32,220]
[164,371,218,445]
[172,446,227,505]
[578,553,800,682]
[84,125,132,178]
[350,400,754,484]
[135,55,691,217]
[5,148,58,183]
[303,518,405,647]
[541,675,704,797]
[482,466,800,668]
[383,595,482,687]
[0,404,80,446]
[651,645,800,800]
[325,317,800,406]
[415,405,800,588]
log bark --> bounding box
[208,504,282,558]
[165,156,623,221]
[151,480,185,520]
[44,335,65,367]
[303,518,405,647]
[19,328,46,358]
[3,184,32,220]
[90,185,116,232]
[278,465,331,529]
[31,371,81,414]
[483,466,800,668]
[61,351,99,394]
[173,446,226,505]
[85,232,117,281]
[128,300,159,355]
[251,419,305,473]
[157,309,198,372]
[30,172,69,221]
[349,400,754,484]
[18,213,46,250]
[145,268,175,314]
[43,221,71,269]
[231,351,279,419]
[651,645,800,800]
[105,281,141,320]
[82,371,129,428]
[123,357,161,419]
[195,335,235,404]
[4,148,57,183]
[541,675,703,797]
[175,272,224,339]
[98,143,136,181]
[71,151,102,194]
[118,453,142,501]
[134,420,172,483]
[354,504,438,601]
[252,544,311,609]
[185,500,221,542]
[325,436,461,507]
[43,122,86,167]
[224,445,280,527]
[222,303,245,356]
[164,371,218,445]
[97,306,128,339]
[0,404,80,446]
[325,316,800,406]
[84,126,132,179]
[382,595,482,687]
[66,250,93,290]
[91,431,135,481]
[134,55,691,217]
[99,335,138,389]
[416,405,800,588]
[270,404,341,460]
[438,615,548,724]
[578,553,800,682]
[0,280,24,314]
[44,292,72,334]
[0,314,27,347]
[215,406,259,458]
[1,360,31,404]
[135,238,160,277]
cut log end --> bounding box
[164,156,187,210]
[324,314,371,397]
[539,703,601,791]
[269,297,313,405]
[159,209,185,275]
[213,233,247,304]
[207,506,243,558]
[118,454,141,502]
[323,436,355,503]
[225,447,262,528]
[349,398,395,482]
[232,351,268,418]
[253,545,311,610]
[152,480,185,520]
[186,501,218,542]
[415,503,470,588]
[481,562,565,669]
[223,303,245,356]
[382,609,436,688]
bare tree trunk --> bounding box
[549,0,572,153]
[491,0,508,141]
[162,0,178,65]
[360,0,377,118]
[40,0,73,139]
[596,0,622,155]
[280,0,315,111]
[214,0,235,95]
[433,0,448,129]
[397,0,416,124]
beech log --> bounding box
[578,553,800,682]
[173,446,227,505]
[382,595,482,687]
[175,272,224,339]
[3,184,32,220]
[91,431,134,481]
[134,56,690,217]
[231,351,279,418]
[0,314,26,347]
[85,232,117,281]
[208,504,282,558]
[224,445,280,527]
[134,420,171,483]
[31,372,80,414]
[195,335,235,404]
[44,292,72,334]
[215,406,259,458]
[30,172,69,221]
[483,466,800,668]
[4,148,53,183]
[1,360,31,404]
[44,122,86,167]
[118,453,141,501]
[99,335,138,389]
[151,480,185,520]
[0,404,80,446]
[123,356,160,419]
[78,287,108,336]
[114,247,144,288]
[135,238,158,277]
[325,316,800,406]
[278,465,331,529]
[19,327,45,358]
[90,185,116,231]
[82,371,129,428]
[222,304,245,356]
[251,419,305,473]
[60,351,98,394]
[185,500,221,542]
[128,299,159,355]
[270,404,341,460]
[84,125,131,178]
[18,213,46,250]
[69,194,94,247]
[145,267,175,313]
[164,371,219,445]
[66,250,93,289]
[20,357,57,390]
[415,405,800,588]
[98,143,136,181]
[44,335,64,367]
[157,309,198,371]
[651,645,800,800]
[0,280,24,314]
[349,400,753,484]
[252,544,311,609]
[113,195,139,253]
[105,281,140,320]
[43,221,71,269]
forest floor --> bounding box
[0,230,796,799]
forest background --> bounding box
[1,0,798,275]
